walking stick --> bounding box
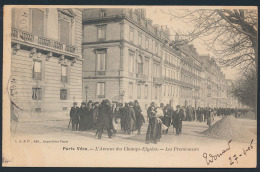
[68,118,72,129]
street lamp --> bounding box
[85,85,89,102]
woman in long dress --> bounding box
[145,103,163,144]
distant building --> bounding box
[11,8,83,118]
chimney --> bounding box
[146,19,153,25]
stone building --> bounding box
[82,8,241,112]
[82,8,165,110]
[160,32,181,108]
[10,8,83,118]
[200,55,229,108]
[177,44,202,108]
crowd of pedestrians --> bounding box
[69,100,248,144]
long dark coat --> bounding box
[93,107,99,125]
[173,109,184,128]
[134,105,144,127]
[163,107,172,127]
[96,104,113,130]
[79,107,88,130]
[125,106,136,132]
[85,107,93,129]
[146,106,162,143]
[70,106,80,124]
[121,106,128,131]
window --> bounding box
[60,19,70,44]
[32,88,42,100]
[100,10,107,17]
[33,61,42,80]
[97,26,106,40]
[145,37,149,49]
[60,89,68,100]
[155,43,158,55]
[128,82,133,98]
[144,59,149,76]
[144,85,148,99]
[137,84,141,99]
[97,53,106,71]
[97,82,105,98]
[138,32,142,46]
[137,55,143,74]
[128,52,135,73]
[129,27,134,42]
[153,63,160,78]
[61,65,68,83]
[32,9,44,36]
[168,85,170,96]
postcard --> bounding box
[2,5,257,167]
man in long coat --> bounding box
[134,100,145,135]
[173,105,184,135]
[125,102,136,134]
[96,100,113,139]
[70,102,80,131]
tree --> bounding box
[231,69,257,113]
[162,9,257,73]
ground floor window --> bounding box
[60,89,68,100]
[32,88,42,100]
[97,82,105,98]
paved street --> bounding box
[11,116,257,146]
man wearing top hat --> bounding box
[70,102,80,131]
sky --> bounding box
[145,7,240,80]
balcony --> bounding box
[163,77,180,85]
[180,81,193,88]
[153,77,163,87]
[136,73,148,81]
[11,28,77,58]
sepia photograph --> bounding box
[2,5,257,167]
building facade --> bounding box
[10,8,83,118]
[82,8,241,111]
[82,8,166,111]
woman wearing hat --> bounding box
[79,101,87,131]
[125,102,136,135]
[145,102,162,144]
